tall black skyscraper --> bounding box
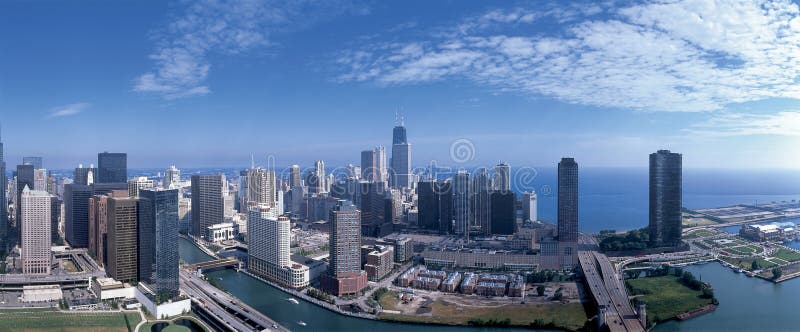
[97,152,127,183]
[74,164,97,185]
[390,123,411,189]
[649,150,682,248]
[490,191,515,235]
[16,164,35,224]
[437,181,453,234]
[190,174,224,240]
[64,184,93,248]
[416,181,439,230]
[557,158,578,243]
[138,189,180,298]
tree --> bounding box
[536,285,546,296]
[751,261,761,271]
[772,268,783,280]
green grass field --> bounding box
[774,249,800,262]
[0,310,141,332]
[626,276,713,324]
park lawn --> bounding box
[377,291,400,311]
[626,276,712,323]
[774,249,800,262]
[0,310,141,332]
[721,256,777,270]
[380,300,589,330]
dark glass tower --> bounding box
[138,189,180,298]
[649,150,682,247]
[391,124,411,189]
[64,184,93,248]
[16,164,35,225]
[416,181,439,230]
[190,174,224,240]
[437,181,453,234]
[490,191,515,235]
[97,152,127,183]
[557,158,579,243]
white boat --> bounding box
[287,298,299,304]
[298,321,307,326]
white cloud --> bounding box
[337,0,800,112]
[49,102,90,118]
[135,0,366,99]
[688,111,800,137]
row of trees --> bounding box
[599,228,649,251]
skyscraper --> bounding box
[374,146,387,184]
[391,123,411,189]
[33,169,47,191]
[649,150,683,248]
[163,165,180,189]
[74,164,97,186]
[314,160,327,194]
[128,177,154,198]
[322,200,368,296]
[360,149,376,182]
[522,191,538,222]
[557,158,579,242]
[416,181,439,231]
[289,165,302,187]
[471,168,491,235]
[247,209,309,289]
[22,157,43,170]
[490,191,515,235]
[97,152,127,183]
[358,182,389,237]
[106,196,139,283]
[138,189,180,298]
[16,164,35,223]
[246,168,276,206]
[20,186,52,275]
[64,184,93,248]
[190,175,224,240]
[493,162,510,192]
[437,181,453,234]
[453,171,471,237]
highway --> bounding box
[180,269,289,332]
[578,251,645,332]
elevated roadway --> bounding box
[579,251,645,332]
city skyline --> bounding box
[2,0,799,169]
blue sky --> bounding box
[1,0,799,170]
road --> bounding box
[180,269,289,332]
[578,251,645,332]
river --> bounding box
[180,237,535,332]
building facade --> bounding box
[190,174,225,240]
[322,200,367,296]
[64,184,93,248]
[106,197,139,283]
[649,150,683,248]
[138,189,180,298]
[97,152,127,184]
[557,158,579,269]
[248,207,309,289]
[20,187,52,275]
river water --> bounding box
[180,238,534,332]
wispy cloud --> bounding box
[336,0,800,112]
[49,102,90,118]
[135,0,368,99]
[687,111,800,137]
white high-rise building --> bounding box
[248,206,308,288]
[33,169,47,192]
[523,191,538,222]
[20,186,52,275]
[128,176,154,197]
[163,165,181,189]
[247,168,276,207]
[375,146,388,184]
[314,160,327,194]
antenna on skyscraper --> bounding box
[395,107,405,126]
[250,154,255,169]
